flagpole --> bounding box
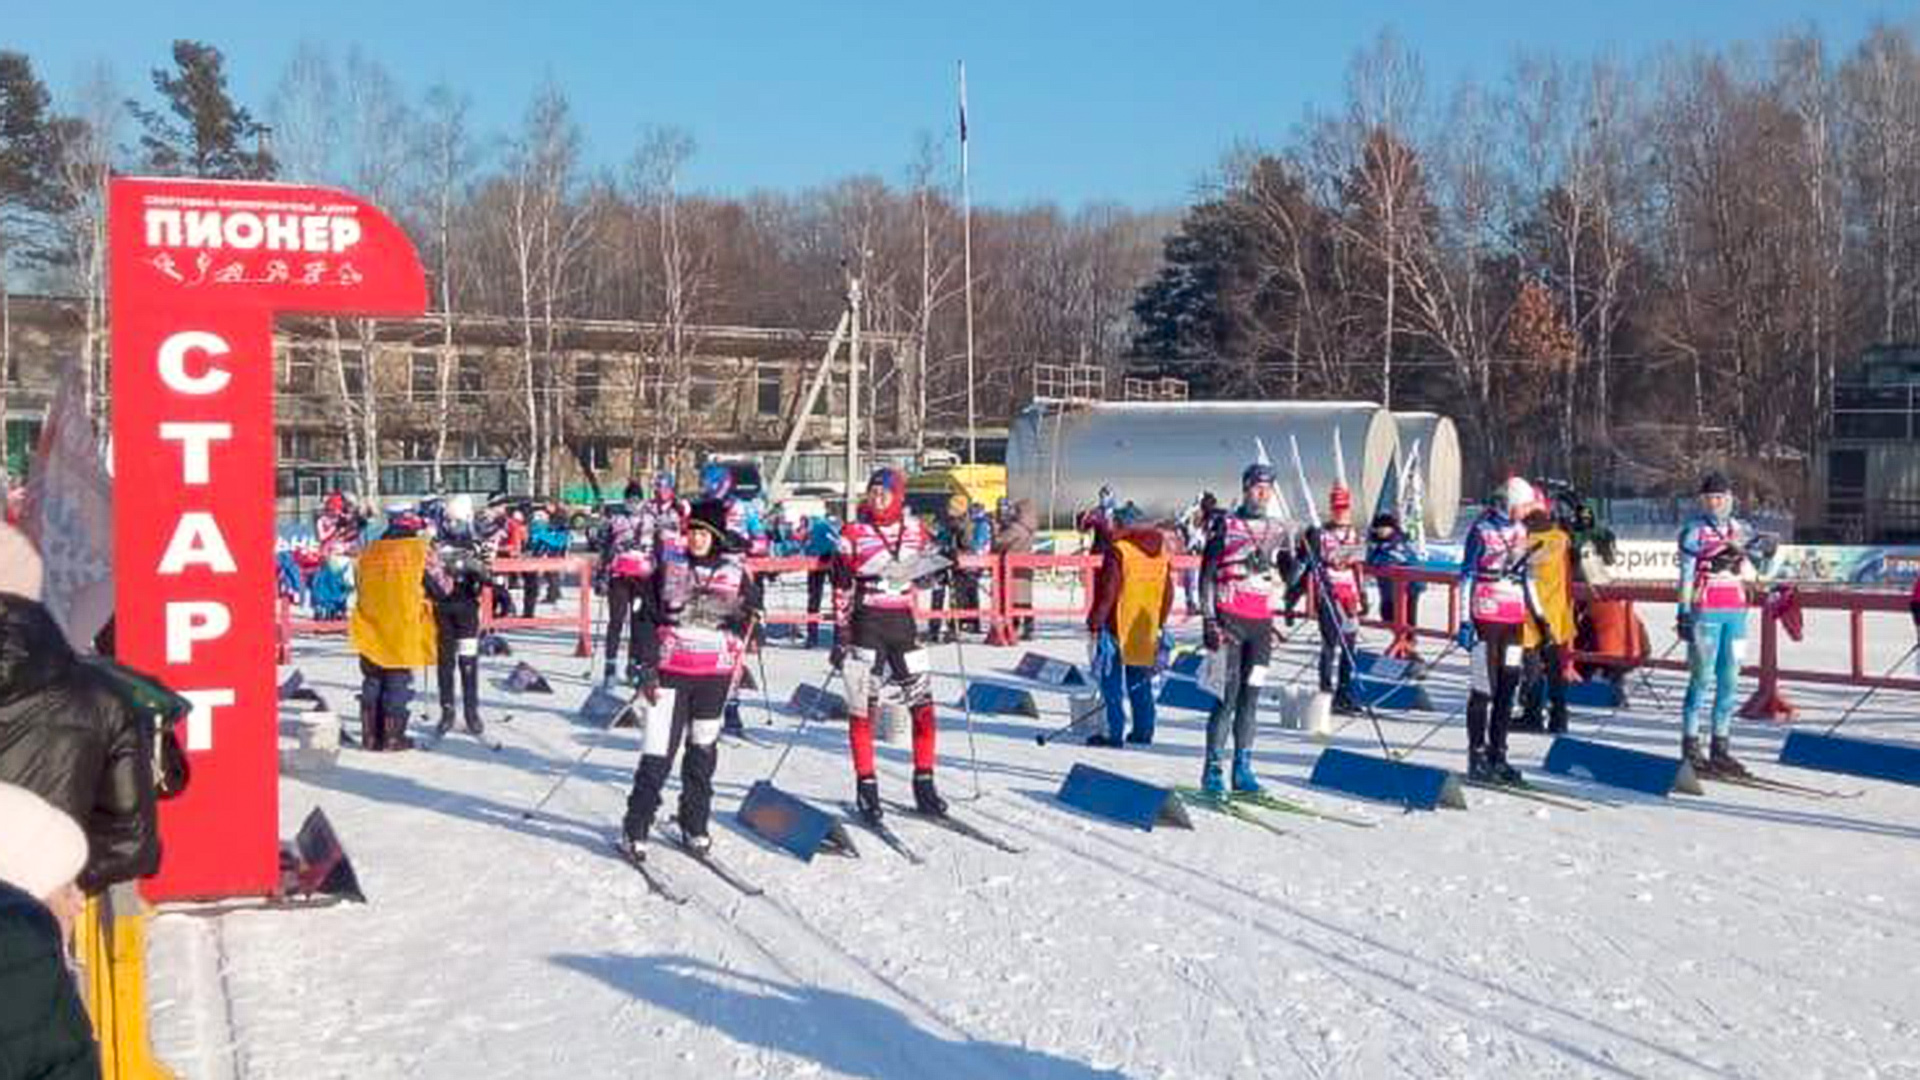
[959,60,976,467]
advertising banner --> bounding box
[110,178,424,899]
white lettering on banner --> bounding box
[178,688,236,752]
[158,422,232,484]
[158,513,238,574]
[164,601,232,663]
[143,208,362,254]
[157,332,231,396]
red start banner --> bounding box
[110,178,425,900]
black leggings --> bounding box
[1204,613,1273,760]
[623,671,730,839]
[1466,621,1523,761]
[605,575,647,669]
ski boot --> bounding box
[912,770,948,817]
[1468,749,1496,783]
[384,711,415,752]
[1489,756,1524,786]
[1125,728,1154,746]
[358,701,385,751]
[1085,732,1122,748]
[1331,692,1362,717]
[1231,749,1264,794]
[677,822,712,857]
[620,820,649,863]
[1681,735,1710,774]
[1708,735,1749,778]
[464,709,486,738]
[435,707,457,741]
[855,775,885,824]
[1547,702,1570,736]
[1200,752,1227,797]
[602,662,621,688]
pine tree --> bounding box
[130,41,276,179]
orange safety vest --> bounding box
[349,536,437,669]
[1112,537,1171,667]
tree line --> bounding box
[3,24,1919,501]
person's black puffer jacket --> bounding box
[0,881,100,1080]
[0,594,160,893]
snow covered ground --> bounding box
[145,582,1920,1079]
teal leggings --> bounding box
[1681,609,1747,738]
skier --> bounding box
[1305,482,1368,714]
[1455,478,1539,783]
[1675,471,1763,776]
[430,495,493,741]
[699,462,769,557]
[348,507,452,751]
[600,479,655,685]
[1085,504,1173,746]
[800,512,840,649]
[699,463,767,735]
[1196,462,1295,794]
[1365,510,1425,627]
[831,467,945,822]
[619,497,761,859]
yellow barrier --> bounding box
[78,884,178,1080]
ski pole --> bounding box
[949,623,986,802]
[766,665,842,786]
[1822,641,1920,736]
[1332,638,1461,741]
[519,684,644,821]
[1591,635,1685,739]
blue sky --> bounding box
[9,1,1909,209]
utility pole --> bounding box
[959,60,976,466]
[845,273,863,517]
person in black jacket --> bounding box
[0,528,162,894]
[431,496,493,741]
[0,878,99,1080]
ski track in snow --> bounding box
[143,587,1920,1079]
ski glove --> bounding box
[1676,609,1695,644]
[1455,623,1477,651]
[1202,620,1222,651]
[636,670,661,705]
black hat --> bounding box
[1699,471,1732,496]
[623,479,645,500]
[686,498,742,553]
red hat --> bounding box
[1329,483,1352,514]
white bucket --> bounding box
[1304,691,1334,741]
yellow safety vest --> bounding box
[349,537,438,669]
[1113,537,1171,667]
[1521,526,1575,649]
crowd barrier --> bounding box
[278,548,1915,720]
[277,556,595,661]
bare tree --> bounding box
[416,84,473,486]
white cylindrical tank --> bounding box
[1007,401,1401,529]
[1391,411,1463,539]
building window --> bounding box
[277,429,316,460]
[283,347,318,393]
[400,435,437,461]
[688,363,721,414]
[411,353,438,402]
[460,434,488,459]
[458,355,484,397]
[574,357,601,409]
[580,440,613,470]
[338,348,365,395]
[757,366,782,417]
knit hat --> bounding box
[0,783,87,901]
[0,522,44,601]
